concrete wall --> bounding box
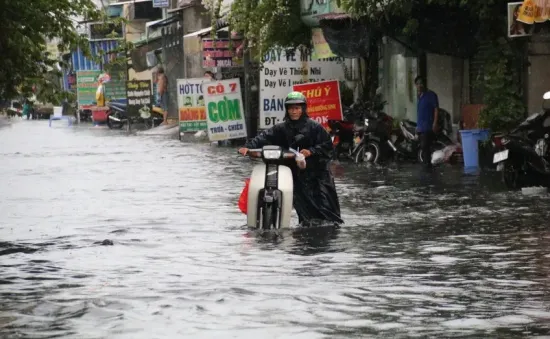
[182,5,211,79]
[381,38,417,121]
[527,40,550,115]
[527,55,550,114]
[124,14,152,82]
[128,68,153,81]
[183,5,210,33]
[125,20,147,42]
[426,53,464,123]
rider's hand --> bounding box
[238,147,249,156]
[295,153,307,170]
[300,149,312,158]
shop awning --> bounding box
[184,27,213,38]
[147,15,181,29]
[146,15,181,38]
[130,36,163,72]
[167,6,186,13]
[319,3,480,59]
[183,19,229,38]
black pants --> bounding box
[418,131,435,166]
[293,171,343,225]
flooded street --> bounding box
[2,120,550,338]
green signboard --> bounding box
[204,79,248,141]
[104,70,127,101]
[76,70,127,107]
[76,70,100,106]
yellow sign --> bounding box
[517,0,536,24]
[516,0,549,25]
[509,1,536,37]
[311,28,336,60]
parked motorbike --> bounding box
[493,91,550,189]
[243,135,305,229]
[106,101,164,130]
[353,110,397,164]
[393,109,459,163]
[327,119,357,160]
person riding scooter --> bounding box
[238,91,344,226]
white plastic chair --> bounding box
[49,106,72,127]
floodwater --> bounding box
[2,120,550,338]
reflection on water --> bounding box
[1,120,550,338]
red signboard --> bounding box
[293,80,343,128]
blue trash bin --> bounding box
[459,129,490,168]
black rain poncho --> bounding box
[244,115,343,225]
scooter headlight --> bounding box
[262,149,282,159]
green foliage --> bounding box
[227,0,311,58]
[477,38,526,133]
[340,0,525,132]
[338,0,509,41]
[0,0,131,104]
[0,0,101,100]
[338,0,411,22]
[28,70,75,106]
[96,19,133,80]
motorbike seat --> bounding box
[403,120,416,129]
[402,120,417,133]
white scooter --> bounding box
[243,136,305,229]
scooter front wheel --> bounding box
[261,203,275,230]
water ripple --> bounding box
[1,121,550,338]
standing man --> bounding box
[415,75,439,167]
[157,66,168,124]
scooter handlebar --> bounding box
[239,149,296,159]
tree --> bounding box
[338,0,506,22]
[215,0,311,57]
[0,0,102,102]
[339,0,527,130]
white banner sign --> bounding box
[259,48,347,129]
[177,78,208,132]
[204,78,248,141]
